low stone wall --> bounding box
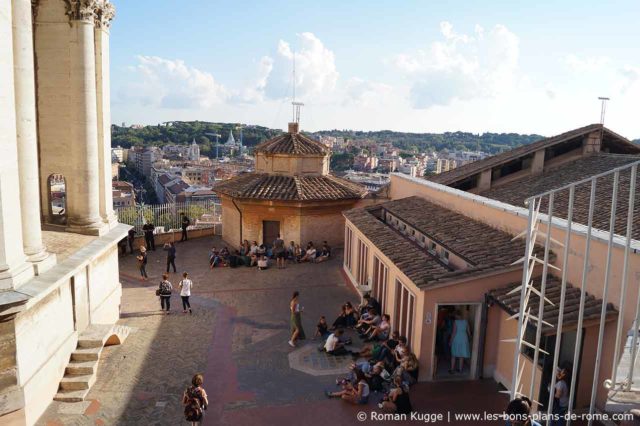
[130,226,219,250]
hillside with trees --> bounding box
[111,120,589,157]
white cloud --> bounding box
[394,22,520,108]
[619,65,640,93]
[343,78,393,107]
[564,54,610,73]
[118,56,228,109]
[261,32,339,101]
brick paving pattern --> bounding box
[37,236,508,425]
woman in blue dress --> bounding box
[449,310,471,374]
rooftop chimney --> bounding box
[288,122,299,134]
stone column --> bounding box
[65,0,106,235]
[0,0,34,290]
[12,0,55,274]
[94,0,117,228]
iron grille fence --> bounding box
[512,159,640,425]
[115,199,222,235]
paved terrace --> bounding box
[38,236,508,426]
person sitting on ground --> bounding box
[393,336,409,367]
[240,239,250,256]
[393,352,419,387]
[359,293,381,318]
[344,302,358,326]
[209,247,221,269]
[257,254,269,270]
[315,241,332,263]
[300,242,316,262]
[378,375,413,415]
[505,396,542,426]
[326,369,370,404]
[331,304,348,330]
[324,329,355,356]
[357,308,381,336]
[364,313,391,342]
[315,316,330,340]
[249,241,260,266]
[257,244,266,257]
[220,247,230,265]
[286,241,296,260]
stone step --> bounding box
[65,360,98,376]
[71,346,102,362]
[60,374,96,391]
[54,388,90,403]
[78,324,113,348]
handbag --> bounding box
[155,289,160,296]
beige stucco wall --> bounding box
[343,216,528,381]
[389,173,640,410]
[255,153,329,175]
[221,197,356,249]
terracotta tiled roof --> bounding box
[254,132,329,156]
[428,124,639,186]
[487,275,617,330]
[481,153,640,240]
[213,173,367,201]
[167,180,189,195]
[344,196,547,289]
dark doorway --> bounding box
[538,329,581,411]
[263,220,280,246]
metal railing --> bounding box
[115,199,222,235]
[511,159,640,425]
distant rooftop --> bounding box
[488,274,617,331]
[214,173,366,201]
[428,124,640,186]
[344,196,545,289]
[254,132,329,156]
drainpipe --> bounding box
[477,294,490,379]
[231,198,243,242]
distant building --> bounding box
[111,145,125,163]
[215,122,367,247]
[112,181,135,207]
[187,139,200,162]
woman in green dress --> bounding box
[289,291,306,347]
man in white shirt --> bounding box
[324,329,353,356]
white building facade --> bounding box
[0,1,127,424]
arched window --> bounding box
[47,174,67,225]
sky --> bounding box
[109,0,640,138]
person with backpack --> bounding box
[158,273,173,314]
[182,373,208,425]
[179,272,193,314]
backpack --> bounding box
[159,280,172,295]
[183,386,203,421]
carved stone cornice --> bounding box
[94,0,116,29]
[64,0,99,23]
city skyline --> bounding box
[111,0,640,138]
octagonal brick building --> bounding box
[215,123,367,247]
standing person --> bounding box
[180,213,191,242]
[273,234,286,269]
[143,222,156,251]
[289,291,306,347]
[165,241,177,273]
[158,273,173,314]
[550,365,571,426]
[449,310,471,374]
[137,246,148,281]
[182,374,208,425]
[179,272,193,314]
[127,228,136,254]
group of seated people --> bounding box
[317,294,418,414]
[209,239,332,270]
